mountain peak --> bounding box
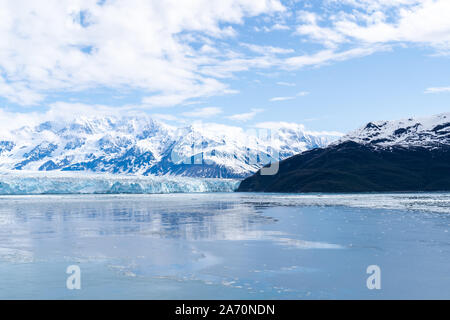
[239,113,450,193]
[0,115,340,178]
[339,113,450,149]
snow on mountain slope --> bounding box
[0,115,341,178]
[239,113,450,194]
[339,113,450,149]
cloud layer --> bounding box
[0,0,284,106]
[297,1,450,53]
[0,0,449,113]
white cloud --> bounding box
[272,23,290,31]
[255,23,290,32]
[242,43,294,55]
[2,0,450,111]
[424,86,450,94]
[327,0,424,12]
[284,46,389,69]
[254,121,344,136]
[0,101,127,134]
[0,76,44,106]
[276,81,296,87]
[140,79,238,108]
[255,121,305,131]
[0,0,285,106]
[270,96,295,102]
[200,55,278,79]
[227,108,264,122]
[296,11,347,48]
[182,107,223,118]
[270,91,309,102]
[0,109,38,136]
[296,1,450,53]
[151,113,182,122]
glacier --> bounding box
[0,171,240,195]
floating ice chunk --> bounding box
[276,238,344,249]
[0,247,34,263]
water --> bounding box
[0,192,449,299]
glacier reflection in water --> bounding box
[0,193,449,299]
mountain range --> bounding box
[238,113,450,193]
[0,116,340,179]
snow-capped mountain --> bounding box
[0,115,340,178]
[239,113,450,193]
[339,113,450,149]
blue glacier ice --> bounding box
[0,171,240,195]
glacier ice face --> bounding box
[0,172,240,195]
[0,115,341,178]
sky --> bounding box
[0,0,449,133]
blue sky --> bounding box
[0,0,449,133]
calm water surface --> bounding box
[0,193,449,299]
